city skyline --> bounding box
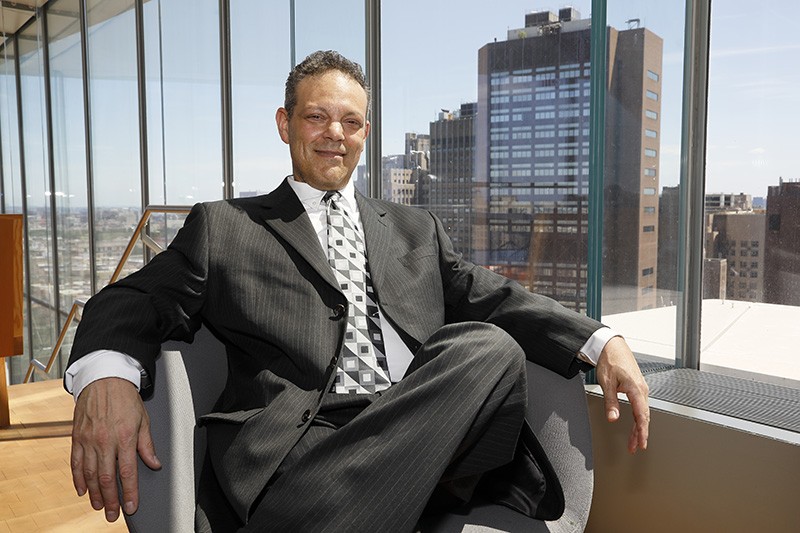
[381,0,799,199]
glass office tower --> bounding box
[475,8,661,314]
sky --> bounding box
[379,0,800,198]
[5,0,798,207]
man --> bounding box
[66,50,649,532]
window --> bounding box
[6,0,794,422]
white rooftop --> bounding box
[602,299,800,388]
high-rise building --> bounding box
[475,8,662,313]
[657,185,680,304]
[706,211,766,302]
[382,133,431,207]
[425,104,476,257]
[764,179,800,306]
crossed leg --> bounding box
[240,322,528,533]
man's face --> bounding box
[276,70,370,191]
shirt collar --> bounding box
[286,175,357,212]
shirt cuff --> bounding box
[64,350,145,401]
[577,327,621,366]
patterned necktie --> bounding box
[323,191,391,394]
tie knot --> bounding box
[323,190,340,205]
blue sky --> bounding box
[9,1,797,207]
[380,0,800,198]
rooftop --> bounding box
[604,298,800,388]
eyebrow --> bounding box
[301,104,365,120]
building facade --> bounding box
[426,104,476,258]
[706,211,766,302]
[764,179,800,306]
[475,8,662,313]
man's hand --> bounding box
[71,377,161,522]
[595,336,650,454]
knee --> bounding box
[434,322,526,368]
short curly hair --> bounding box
[284,50,371,117]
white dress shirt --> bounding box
[65,176,617,399]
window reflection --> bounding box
[19,20,59,370]
[144,0,222,206]
[230,0,290,198]
[86,0,142,287]
[48,0,90,376]
[701,0,800,385]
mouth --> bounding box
[315,149,346,159]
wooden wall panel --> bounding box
[0,214,23,358]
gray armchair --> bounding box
[125,326,593,532]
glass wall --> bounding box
[144,0,222,206]
[599,1,686,367]
[0,0,796,396]
[0,40,27,383]
[0,42,23,214]
[19,20,60,376]
[47,0,91,375]
[230,0,291,197]
[381,0,684,367]
[383,1,598,293]
[86,0,142,287]
[699,0,800,386]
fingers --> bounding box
[70,438,87,497]
[118,428,141,517]
[596,337,651,454]
[136,412,162,472]
[70,378,148,522]
[603,390,621,423]
[627,386,650,453]
[97,431,122,521]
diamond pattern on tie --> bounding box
[324,191,390,394]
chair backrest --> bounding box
[127,327,593,533]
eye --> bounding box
[306,113,325,122]
[344,118,363,128]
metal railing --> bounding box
[23,205,192,383]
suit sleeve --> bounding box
[433,213,600,378]
[66,203,211,398]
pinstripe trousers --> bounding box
[197,322,528,533]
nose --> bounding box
[325,121,345,141]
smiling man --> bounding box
[66,50,649,532]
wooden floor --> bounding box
[0,379,127,532]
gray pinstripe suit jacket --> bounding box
[67,178,601,524]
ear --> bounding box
[363,120,371,140]
[276,107,290,144]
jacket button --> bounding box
[333,303,347,319]
[301,409,312,423]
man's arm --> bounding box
[67,203,211,522]
[429,211,650,451]
[71,377,161,523]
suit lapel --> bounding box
[356,192,393,297]
[260,179,339,290]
